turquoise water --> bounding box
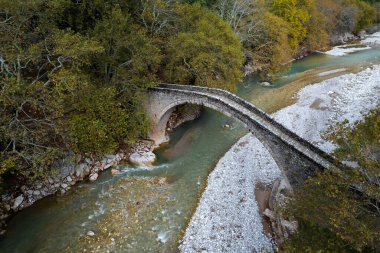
[0,46,379,253]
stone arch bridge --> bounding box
[145,83,343,187]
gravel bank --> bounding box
[180,65,380,253]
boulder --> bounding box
[129,151,156,166]
[20,186,27,193]
[75,163,88,178]
[12,195,24,210]
[89,173,98,181]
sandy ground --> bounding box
[180,65,380,253]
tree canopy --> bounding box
[0,0,378,190]
[0,0,244,188]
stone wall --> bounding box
[167,104,202,130]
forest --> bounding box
[0,0,379,252]
[1,0,378,189]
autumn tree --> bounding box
[162,3,244,91]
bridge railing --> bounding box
[156,83,338,165]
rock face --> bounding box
[329,32,358,46]
[263,178,297,249]
[129,151,156,166]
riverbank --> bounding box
[0,140,155,234]
[0,106,201,235]
[180,65,380,252]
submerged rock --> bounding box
[261,82,271,87]
[111,169,120,175]
[129,151,156,166]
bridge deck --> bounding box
[150,84,343,172]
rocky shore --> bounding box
[0,140,155,234]
[0,104,202,235]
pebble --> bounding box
[87,231,95,237]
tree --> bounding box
[163,3,244,91]
[269,0,310,52]
[283,107,380,252]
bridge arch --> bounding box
[145,84,342,187]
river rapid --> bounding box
[1,44,380,252]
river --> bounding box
[1,45,380,252]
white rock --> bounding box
[66,176,73,182]
[129,151,156,166]
[61,183,68,189]
[261,82,271,87]
[89,173,98,181]
[87,230,95,237]
[33,190,41,196]
[104,163,112,170]
[12,195,24,210]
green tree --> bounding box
[283,107,380,252]
[163,3,244,91]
